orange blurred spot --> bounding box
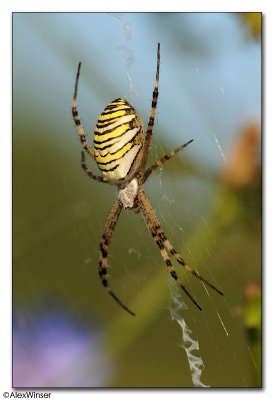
[222,122,261,188]
[244,283,261,301]
[240,13,262,39]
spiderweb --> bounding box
[168,282,209,388]
[112,13,260,388]
[12,13,261,389]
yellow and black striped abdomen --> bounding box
[94,98,145,182]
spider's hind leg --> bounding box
[72,62,96,160]
[140,43,160,172]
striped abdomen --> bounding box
[93,98,145,183]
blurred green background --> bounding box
[13,13,261,388]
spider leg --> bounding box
[72,62,96,160]
[99,199,136,316]
[81,151,105,183]
[140,43,160,172]
[137,189,202,310]
[140,139,194,184]
[156,228,224,296]
[152,231,202,311]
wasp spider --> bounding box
[72,43,223,316]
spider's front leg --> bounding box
[137,189,223,310]
[137,189,202,310]
[156,229,224,296]
[99,198,136,316]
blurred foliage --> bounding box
[101,120,262,386]
[13,115,262,387]
[240,12,262,39]
[243,284,262,387]
[13,13,261,388]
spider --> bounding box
[72,43,223,316]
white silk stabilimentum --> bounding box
[168,282,209,388]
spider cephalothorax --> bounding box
[72,43,223,316]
